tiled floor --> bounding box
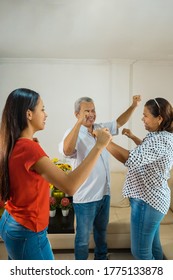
[0,241,134,260]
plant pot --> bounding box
[61,209,69,217]
[49,209,56,217]
[52,189,65,204]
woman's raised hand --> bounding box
[93,128,112,149]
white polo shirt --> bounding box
[59,121,118,203]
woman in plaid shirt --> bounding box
[107,97,173,260]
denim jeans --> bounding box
[130,198,165,260]
[0,210,54,260]
[73,195,110,260]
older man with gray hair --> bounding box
[59,95,141,260]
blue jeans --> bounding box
[130,198,164,260]
[73,195,110,260]
[0,210,54,260]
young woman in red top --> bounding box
[0,88,112,260]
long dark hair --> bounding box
[145,97,173,132]
[0,88,40,201]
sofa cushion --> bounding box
[108,206,130,234]
[161,208,173,224]
[110,172,130,207]
[160,224,173,260]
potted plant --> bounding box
[51,158,72,173]
[49,196,57,217]
[59,197,72,216]
[50,158,72,200]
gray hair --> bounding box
[74,97,94,113]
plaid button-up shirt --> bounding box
[123,131,173,214]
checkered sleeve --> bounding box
[125,132,171,168]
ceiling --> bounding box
[1,0,173,60]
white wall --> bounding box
[131,61,173,144]
[0,59,173,171]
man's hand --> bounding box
[116,95,141,129]
[77,108,89,124]
[132,95,141,108]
